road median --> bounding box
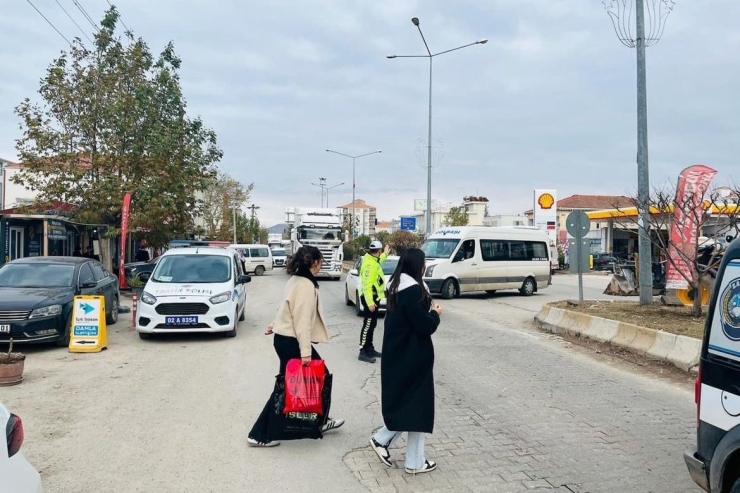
[534,302,701,373]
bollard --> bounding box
[132,292,137,328]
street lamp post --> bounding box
[311,177,327,207]
[325,182,345,208]
[604,0,675,304]
[326,149,382,239]
[388,17,487,235]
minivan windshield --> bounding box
[421,239,460,259]
[272,249,286,256]
[151,255,232,283]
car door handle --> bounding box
[471,263,478,266]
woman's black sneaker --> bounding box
[358,350,376,363]
[367,348,382,358]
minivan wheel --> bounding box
[441,279,458,300]
[255,265,265,276]
[520,277,536,297]
[106,296,119,325]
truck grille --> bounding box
[0,311,31,321]
[155,303,210,315]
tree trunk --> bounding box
[97,230,113,272]
[692,269,703,318]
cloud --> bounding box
[2,0,740,229]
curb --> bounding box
[534,303,701,373]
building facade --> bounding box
[484,214,530,227]
[338,199,377,237]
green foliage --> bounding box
[445,206,469,227]
[375,231,391,246]
[353,235,372,251]
[13,7,221,252]
[388,230,424,257]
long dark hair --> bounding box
[387,248,431,311]
[286,246,323,276]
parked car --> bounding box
[136,246,250,339]
[123,256,160,284]
[345,255,399,316]
[0,257,119,346]
[592,253,619,272]
[0,402,42,493]
[271,247,287,268]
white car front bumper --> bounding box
[136,297,237,334]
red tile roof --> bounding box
[0,201,77,215]
[525,194,633,214]
[338,199,375,210]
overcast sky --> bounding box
[3,1,740,227]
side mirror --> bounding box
[238,274,251,284]
[80,281,97,289]
[290,232,297,241]
[139,272,151,282]
[349,269,358,276]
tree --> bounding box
[388,230,424,256]
[342,213,359,238]
[200,171,252,240]
[616,185,740,317]
[13,7,221,269]
[445,206,469,227]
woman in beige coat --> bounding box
[247,246,344,447]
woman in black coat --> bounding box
[368,248,442,474]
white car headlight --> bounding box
[209,291,231,304]
[29,304,63,319]
[425,265,436,277]
[141,292,157,305]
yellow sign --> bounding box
[537,193,555,210]
[69,295,108,353]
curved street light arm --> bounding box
[433,40,486,57]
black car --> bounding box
[124,256,160,284]
[592,253,619,272]
[0,257,120,346]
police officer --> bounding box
[358,240,391,363]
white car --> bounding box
[136,247,250,339]
[271,247,287,268]
[345,255,399,316]
[0,402,42,493]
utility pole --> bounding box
[604,0,675,305]
[312,178,327,207]
[247,204,260,243]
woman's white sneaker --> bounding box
[369,438,392,467]
[247,437,280,447]
[405,459,437,475]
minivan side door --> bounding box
[449,239,479,292]
[478,239,510,290]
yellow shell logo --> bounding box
[537,193,555,210]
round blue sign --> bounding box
[720,278,740,341]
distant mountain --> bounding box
[269,223,288,234]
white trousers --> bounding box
[373,426,426,470]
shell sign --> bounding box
[537,193,555,210]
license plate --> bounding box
[0,325,9,333]
[165,316,199,326]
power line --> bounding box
[54,0,93,44]
[72,0,99,32]
[25,0,72,46]
[106,0,130,33]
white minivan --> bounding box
[136,246,250,339]
[421,226,552,299]
[230,244,274,276]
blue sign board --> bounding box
[400,217,417,231]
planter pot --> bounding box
[0,359,25,386]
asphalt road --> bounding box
[1,270,700,493]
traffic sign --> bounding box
[566,210,591,239]
[400,216,417,231]
[69,295,108,353]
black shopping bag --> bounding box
[267,372,333,441]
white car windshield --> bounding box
[151,255,231,283]
[421,239,460,259]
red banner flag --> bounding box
[119,192,132,289]
[665,165,717,290]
